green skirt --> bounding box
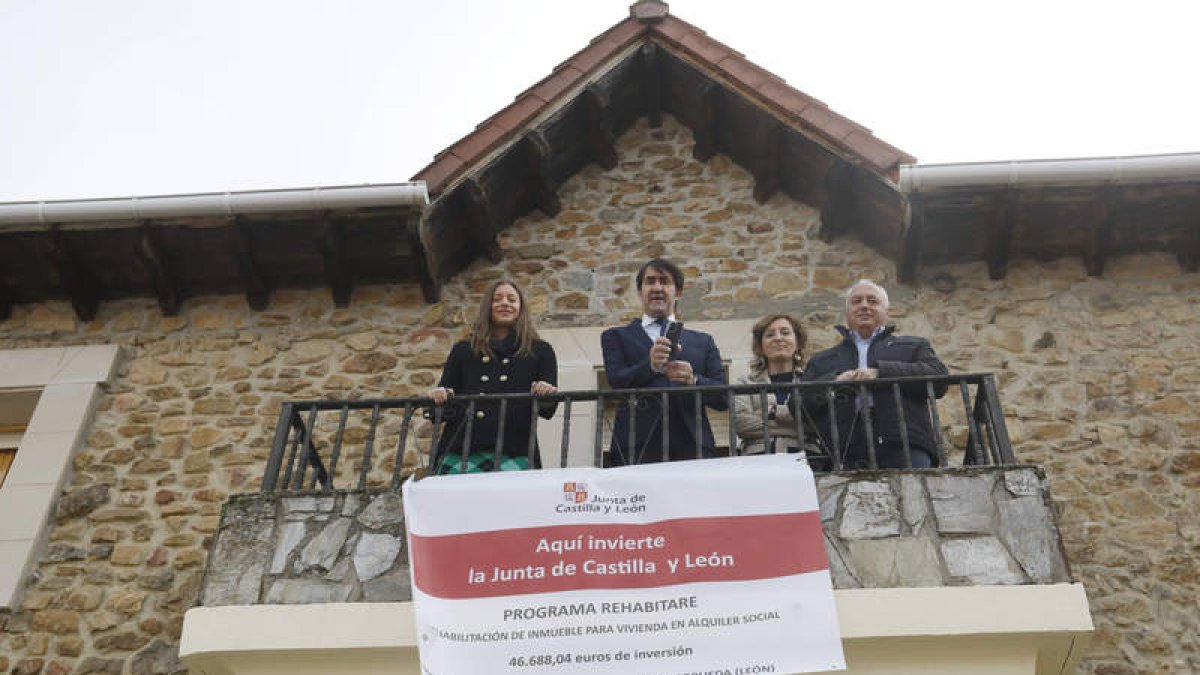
[434,452,530,475]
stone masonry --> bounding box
[0,115,1196,673]
[196,468,1070,610]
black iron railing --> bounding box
[260,372,1014,492]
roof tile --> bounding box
[443,124,509,168]
[413,155,466,195]
[843,131,913,172]
[800,105,860,142]
[649,16,694,44]
[482,94,546,135]
[720,58,776,91]
[414,9,913,198]
[757,80,817,116]
[678,30,735,65]
[525,65,586,104]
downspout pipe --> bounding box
[900,152,1200,193]
[0,182,429,227]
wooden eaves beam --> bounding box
[463,178,503,264]
[818,158,854,243]
[0,272,12,321]
[581,84,618,171]
[407,214,441,303]
[987,190,1019,280]
[897,195,922,283]
[640,42,663,128]
[49,225,101,321]
[691,82,720,162]
[230,216,269,311]
[317,213,353,307]
[1083,188,1116,277]
[752,120,785,204]
[1177,205,1200,273]
[135,221,181,316]
[522,130,562,218]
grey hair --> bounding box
[845,279,889,310]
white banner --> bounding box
[403,454,845,674]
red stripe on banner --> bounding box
[410,512,826,599]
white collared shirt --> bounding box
[850,326,884,369]
[641,313,676,343]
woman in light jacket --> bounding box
[733,313,820,460]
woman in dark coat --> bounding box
[427,280,557,474]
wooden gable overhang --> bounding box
[411,2,915,301]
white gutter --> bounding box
[900,152,1200,193]
[0,183,429,226]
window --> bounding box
[0,425,25,488]
[0,346,120,610]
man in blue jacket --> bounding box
[801,279,948,469]
[601,258,727,465]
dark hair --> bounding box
[635,258,684,291]
[466,279,539,359]
[749,313,807,375]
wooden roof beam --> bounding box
[135,222,181,316]
[752,121,785,204]
[408,215,441,303]
[522,130,562,218]
[691,82,720,162]
[1083,190,1115,277]
[819,159,854,243]
[897,196,922,283]
[640,43,663,129]
[581,84,618,170]
[1178,212,1200,273]
[317,214,353,307]
[463,179,503,263]
[230,217,269,311]
[987,190,1019,280]
[49,225,101,321]
[0,273,12,322]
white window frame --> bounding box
[0,345,120,609]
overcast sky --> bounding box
[3,0,1199,202]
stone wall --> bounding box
[0,114,1196,673]
[196,467,1070,610]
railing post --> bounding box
[559,398,572,469]
[262,402,294,492]
[960,380,985,465]
[357,404,381,489]
[982,374,1016,464]
[892,383,912,469]
[926,381,946,467]
[593,393,605,468]
[391,402,414,489]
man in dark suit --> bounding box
[801,279,948,469]
[601,258,727,465]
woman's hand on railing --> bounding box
[429,387,455,404]
[531,381,557,396]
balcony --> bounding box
[181,374,1092,675]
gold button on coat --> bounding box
[480,375,489,382]
[475,410,486,419]
[499,374,509,382]
[481,356,490,363]
[502,358,511,365]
